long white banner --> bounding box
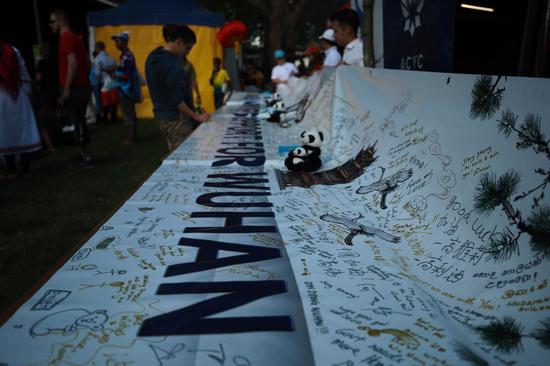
[268,67,550,365]
[0,97,314,365]
[0,66,549,366]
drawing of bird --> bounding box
[320,214,401,245]
[356,167,413,209]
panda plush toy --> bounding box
[266,101,300,127]
[300,129,323,159]
[266,92,282,107]
[284,147,311,171]
[257,105,275,119]
[266,101,289,127]
[284,129,324,171]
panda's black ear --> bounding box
[309,135,314,143]
[319,132,324,141]
[300,131,305,138]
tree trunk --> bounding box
[362,0,375,67]
[244,0,311,75]
[283,0,311,54]
[267,0,285,72]
[268,0,285,50]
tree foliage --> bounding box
[201,0,333,71]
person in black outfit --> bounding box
[145,24,210,152]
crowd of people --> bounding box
[0,7,364,178]
[269,8,363,98]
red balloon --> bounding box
[217,20,247,48]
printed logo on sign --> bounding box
[401,0,424,36]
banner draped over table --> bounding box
[1,66,549,366]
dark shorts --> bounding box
[157,116,195,152]
[60,85,91,146]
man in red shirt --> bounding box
[50,9,94,166]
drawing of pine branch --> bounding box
[475,317,524,354]
[482,227,521,262]
[475,317,550,355]
[474,171,520,221]
[494,108,550,208]
[514,168,548,208]
[527,206,550,257]
[452,342,489,366]
[532,318,550,350]
[474,170,550,261]
[470,75,505,120]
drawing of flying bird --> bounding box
[320,214,401,245]
[356,167,413,209]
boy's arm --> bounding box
[178,101,210,122]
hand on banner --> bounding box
[195,112,211,123]
[178,101,211,123]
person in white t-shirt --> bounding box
[318,29,342,67]
[271,49,298,95]
[330,9,364,67]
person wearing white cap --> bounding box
[318,29,342,67]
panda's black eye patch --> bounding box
[309,135,314,143]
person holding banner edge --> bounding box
[145,25,210,152]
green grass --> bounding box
[0,119,167,316]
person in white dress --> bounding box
[271,49,298,96]
[318,29,342,67]
[330,9,364,67]
[0,40,41,178]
